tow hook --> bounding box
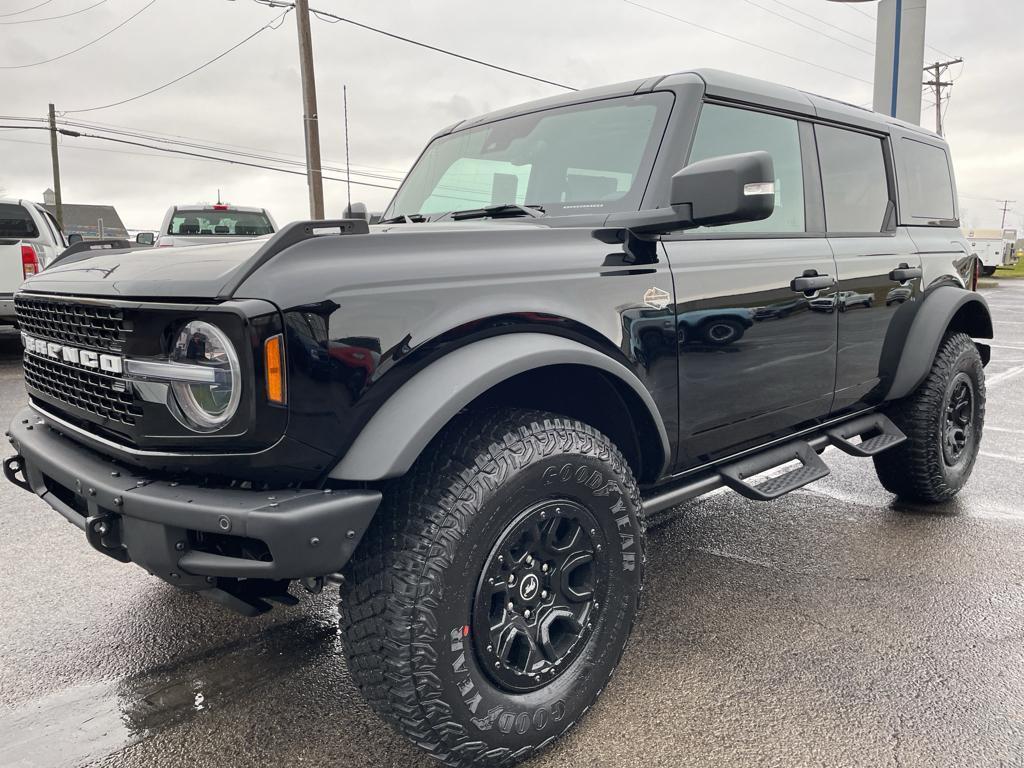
[85,514,131,563]
[3,455,31,493]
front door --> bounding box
[660,102,838,469]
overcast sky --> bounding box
[1,0,1019,232]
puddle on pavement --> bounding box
[0,617,337,767]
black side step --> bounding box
[826,413,906,457]
[717,441,830,502]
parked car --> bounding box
[0,198,68,268]
[5,69,991,767]
[154,204,276,248]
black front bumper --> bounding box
[6,406,380,593]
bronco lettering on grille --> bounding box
[22,334,123,374]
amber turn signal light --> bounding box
[264,334,286,404]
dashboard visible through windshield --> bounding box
[384,93,673,221]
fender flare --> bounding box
[885,286,993,401]
[328,333,671,482]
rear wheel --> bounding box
[981,265,997,277]
[340,410,645,767]
[874,332,985,503]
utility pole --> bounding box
[47,104,64,230]
[294,0,324,219]
[343,84,352,212]
[923,58,963,136]
[998,200,1016,229]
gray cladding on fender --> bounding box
[886,287,992,401]
[329,333,671,481]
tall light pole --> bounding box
[828,0,927,123]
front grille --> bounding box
[24,353,142,426]
[15,295,130,352]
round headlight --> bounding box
[167,320,241,432]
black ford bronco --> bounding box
[5,70,991,766]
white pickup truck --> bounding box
[0,238,40,325]
[0,199,68,268]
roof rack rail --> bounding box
[217,218,370,299]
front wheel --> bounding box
[874,332,985,503]
[340,410,645,766]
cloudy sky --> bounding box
[1,0,1019,232]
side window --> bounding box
[816,125,892,233]
[687,104,805,234]
[896,138,956,223]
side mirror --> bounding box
[343,202,369,221]
[135,232,155,246]
[603,151,775,235]
[671,150,775,227]
[67,233,83,245]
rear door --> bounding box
[815,125,921,413]
[660,103,839,468]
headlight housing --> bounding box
[167,320,241,432]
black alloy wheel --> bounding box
[942,373,975,466]
[473,499,607,693]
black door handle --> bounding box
[889,263,923,282]
[791,271,836,293]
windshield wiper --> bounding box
[379,214,429,224]
[447,204,545,221]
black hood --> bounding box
[19,238,269,300]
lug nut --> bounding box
[540,590,548,599]
[541,563,549,573]
[525,555,534,566]
[507,601,514,611]
[524,609,532,619]
[508,573,516,585]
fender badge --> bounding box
[643,287,671,310]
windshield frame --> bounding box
[383,92,675,221]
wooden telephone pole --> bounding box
[47,103,64,230]
[923,58,963,136]
[294,0,324,219]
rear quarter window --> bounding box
[0,203,40,239]
[896,138,956,224]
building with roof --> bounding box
[41,188,128,239]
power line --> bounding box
[622,0,873,86]
[0,0,107,25]
[0,0,157,69]
[304,4,577,91]
[63,8,291,113]
[762,0,876,46]
[0,0,55,18]
[0,113,407,180]
[0,123,399,190]
[736,0,874,57]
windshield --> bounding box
[384,93,673,220]
[168,210,274,236]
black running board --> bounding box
[717,441,830,501]
[826,412,906,457]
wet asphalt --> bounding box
[1,281,1023,768]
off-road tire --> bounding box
[340,409,646,767]
[874,332,985,503]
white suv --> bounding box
[153,204,277,248]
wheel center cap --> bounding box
[519,573,540,601]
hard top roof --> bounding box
[440,68,942,142]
